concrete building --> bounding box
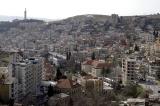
[154,36,160,56]
[149,58,160,79]
[110,14,119,27]
[81,59,93,73]
[122,57,137,84]
[29,58,42,95]
[14,62,32,101]
[91,60,110,77]
[42,58,56,81]
[14,57,42,101]
[82,59,111,77]
[80,76,103,93]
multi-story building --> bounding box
[48,93,70,106]
[14,57,42,101]
[91,60,111,77]
[42,58,56,81]
[80,76,103,93]
[81,59,93,73]
[154,36,160,56]
[0,67,18,103]
[14,61,32,101]
[82,59,111,77]
[149,58,160,79]
[122,57,137,84]
[29,58,42,95]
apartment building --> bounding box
[82,59,111,77]
[122,57,137,84]
[14,57,42,101]
[149,58,160,79]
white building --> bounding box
[14,57,42,101]
[82,59,111,77]
[29,58,42,95]
[81,59,93,73]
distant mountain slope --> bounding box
[0,14,160,35]
[0,14,160,50]
[64,14,110,22]
[0,15,23,21]
[0,15,53,22]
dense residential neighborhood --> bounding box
[0,8,160,106]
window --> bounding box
[11,94,14,97]
[11,84,14,88]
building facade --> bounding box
[14,57,42,101]
[122,57,137,84]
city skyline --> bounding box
[0,0,160,20]
[0,1,160,105]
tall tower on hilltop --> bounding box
[24,8,27,20]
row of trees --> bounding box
[153,30,159,40]
[101,67,111,77]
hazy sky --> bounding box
[0,0,160,19]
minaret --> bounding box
[24,8,27,20]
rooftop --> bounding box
[127,98,145,103]
[82,59,111,69]
[56,79,81,89]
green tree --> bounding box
[9,98,14,106]
[91,52,96,60]
[134,44,140,51]
[70,69,76,74]
[101,67,111,77]
[47,84,54,97]
[56,67,62,80]
[66,51,71,60]
[101,67,106,77]
[153,30,159,40]
[123,83,144,98]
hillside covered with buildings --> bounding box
[0,13,160,106]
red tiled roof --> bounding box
[82,59,112,69]
[92,61,111,69]
[56,79,81,89]
[56,79,73,89]
[82,60,94,65]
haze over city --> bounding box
[0,0,160,19]
[1,0,160,106]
